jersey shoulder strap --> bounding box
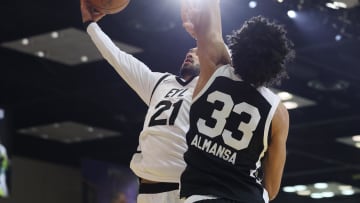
[150,74,171,102]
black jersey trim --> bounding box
[150,74,171,102]
[175,75,197,86]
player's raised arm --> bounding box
[181,0,231,96]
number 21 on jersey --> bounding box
[148,100,183,127]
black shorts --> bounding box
[138,182,179,194]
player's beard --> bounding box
[179,63,200,78]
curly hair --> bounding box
[227,16,295,87]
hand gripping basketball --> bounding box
[88,0,130,14]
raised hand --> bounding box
[181,0,201,39]
[80,0,106,23]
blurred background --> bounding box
[0,0,359,202]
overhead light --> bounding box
[51,31,59,39]
[283,101,299,109]
[335,34,342,41]
[271,89,316,109]
[80,55,89,63]
[336,135,360,149]
[307,79,349,91]
[341,189,355,195]
[322,191,335,198]
[21,38,29,46]
[326,0,359,9]
[338,185,353,190]
[294,185,308,191]
[352,135,360,142]
[283,182,360,198]
[0,108,4,120]
[249,1,257,8]
[283,186,297,193]
[35,51,45,58]
[326,2,347,9]
[287,10,297,18]
[314,183,329,189]
[277,91,293,100]
[297,190,311,196]
[277,0,284,3]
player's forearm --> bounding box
[195,0,230,68]
[193,0,222,44]
[86,22,155,82]
[86,22,161,104]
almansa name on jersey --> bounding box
[190,134,237,164]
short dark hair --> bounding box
[227,16,295,87]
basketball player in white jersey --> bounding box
[80,1,199,202]
[180,0,295,202]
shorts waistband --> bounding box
[139,182,179,194]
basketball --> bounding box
[88,0,130,14]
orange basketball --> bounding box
[88,0,130,14]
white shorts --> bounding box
[137,189,184,203]
[184,195,217,203]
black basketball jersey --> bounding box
[180,65,280,203]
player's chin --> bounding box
[180,65,199,77]
[182,62,193,69]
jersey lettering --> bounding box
[191,134,237,164]
[165,88,188,98]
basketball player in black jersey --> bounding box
[180,0,295,202]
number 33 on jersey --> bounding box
[186,74,280,166]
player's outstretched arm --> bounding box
[80,0,165,105]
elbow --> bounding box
[268,191,278,201]
[264,184,280,201]
[267,187,280,201]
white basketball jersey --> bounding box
[131,75,198,182]
[87,22,198,182]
